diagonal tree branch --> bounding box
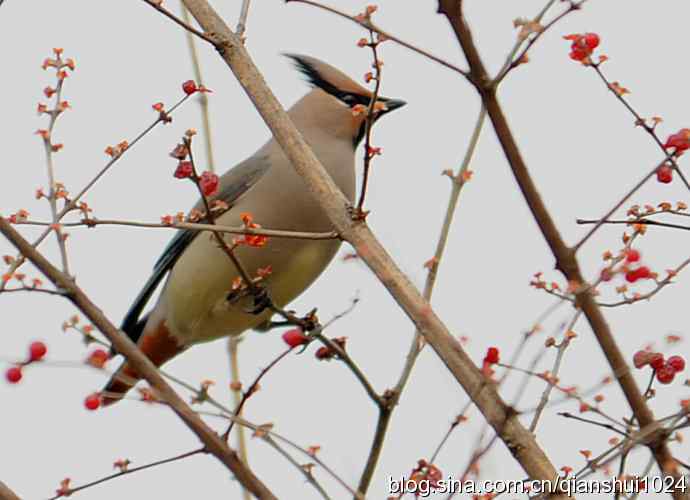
[0,481,21,500]
[0,217,277,500]
[436,1,686,498]
[170,0,567,494]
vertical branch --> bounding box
[236,0,252,38]
[39,51,72,275]
[394,106,486,396]
[355,106,487,495]
[228,337,251,500]
[181,3,215,172]
[528,312,580,432]
[356,30,383,214]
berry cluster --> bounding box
[170,136,219,197]
[564,32,600,63]
[4,341,48,384]
[633,350,685,384]
[600,248,655,285]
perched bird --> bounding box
[102,55,406,404]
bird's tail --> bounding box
[102,319,184,407]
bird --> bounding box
[101,55,406,405]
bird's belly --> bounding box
[162,230,341,345]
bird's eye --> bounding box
[340,94,357,106]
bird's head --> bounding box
[285,54,406,147]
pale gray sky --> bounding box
[1,1,689,499]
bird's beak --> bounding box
[383,98,407,112]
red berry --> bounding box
[656,165,673,184]
[199,171,219,197]
[5,366,22,384]
[583,33,600,49]
[28,341,47,362]
[174,161,194,179]
[87,349,110,368]
[484,347,500,365]
[633,350,652,369]
[282,329,308,348]
[626,266,652,283]
[569,49,588,61]
[649,352,665,370]
[84,393,101,411]
[625,270,639,283]
[182,80,197,95]
[635,266,651,280]
[315,346,333,360]
[625,249,640,263]
[667,355,685,372]
[656,365,676,384]
[664,129,690,152]
[314,337,347,361]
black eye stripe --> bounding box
[338,93,371,108]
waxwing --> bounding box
[103,54,406,404]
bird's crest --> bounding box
[285,53,372,105]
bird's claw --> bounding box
[246,287,272,315]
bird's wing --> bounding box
[119,155,271,342]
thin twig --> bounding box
[40,52,71,276]
[577,216,690,232]
[573,163,660,251]
[142,0,214,43]
[181,2,215,172]
[223,347,293,438]
[495,0,587,83]
[262,435,332,500]
[236,0,252,38]
[429,402,472,465]
[529,311,581,432]
[313,333,382,407]
[227,337,251,500]
[595,256,690,308]
[356,30,383,214]
[16,218,337,240]
[591,63,690,191]
[45,448,205,499]
[285,0,471,79]
[557,412,631,438]
[0,286,65,296]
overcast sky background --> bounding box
[1,1,689,499]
